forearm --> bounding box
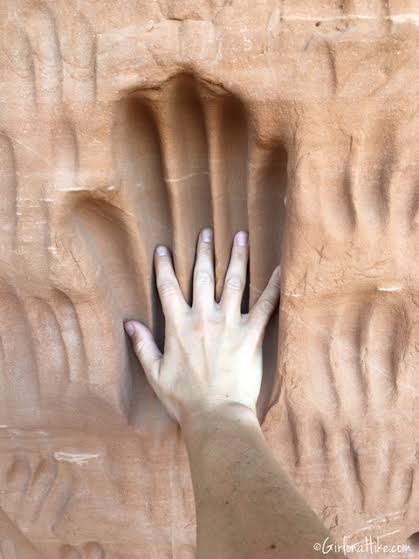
[182,403,343,559]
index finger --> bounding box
[246,266,281,340]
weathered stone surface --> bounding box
[0,1,418,557]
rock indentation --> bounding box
[0,0,418,556]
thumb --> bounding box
[124,321,161,388]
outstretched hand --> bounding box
[124,229,280,427]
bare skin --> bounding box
[125,228,344,559]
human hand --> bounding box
[124,229,280,427]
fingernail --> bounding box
[201,228,213,243]
[124,321,135,336]
[236,231,248,246]
[156,245,168,256]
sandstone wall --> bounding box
[0,1,418,557]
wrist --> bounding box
[180,401,260,445]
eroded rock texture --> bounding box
[0,1,418,557]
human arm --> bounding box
[124,229,344,559]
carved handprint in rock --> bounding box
[269,85,419,549]
[0,1,134,422]
[0,3,64,281]
[0,453,74,539]
[269,290,418,547]
[287,107,419,297]
[112,74,287,419]
[1,1,417,558]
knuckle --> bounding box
[257,298,275,316]
[196,270,213,286]
[226,275,243,291]
[134,338,147,357]
[167,307,190,327]
[233,247,247,260]
[199,243,212,256]
[158,280,178,299]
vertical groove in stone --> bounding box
[203,92,249,300]
[153,75,212,301]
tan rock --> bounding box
[0,1,417,557]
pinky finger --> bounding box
[247,266,281,340]
[124,321,162,388]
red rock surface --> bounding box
[0,1,418,557]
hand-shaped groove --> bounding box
[25,2,63,107]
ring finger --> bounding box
[220,231,249,319]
